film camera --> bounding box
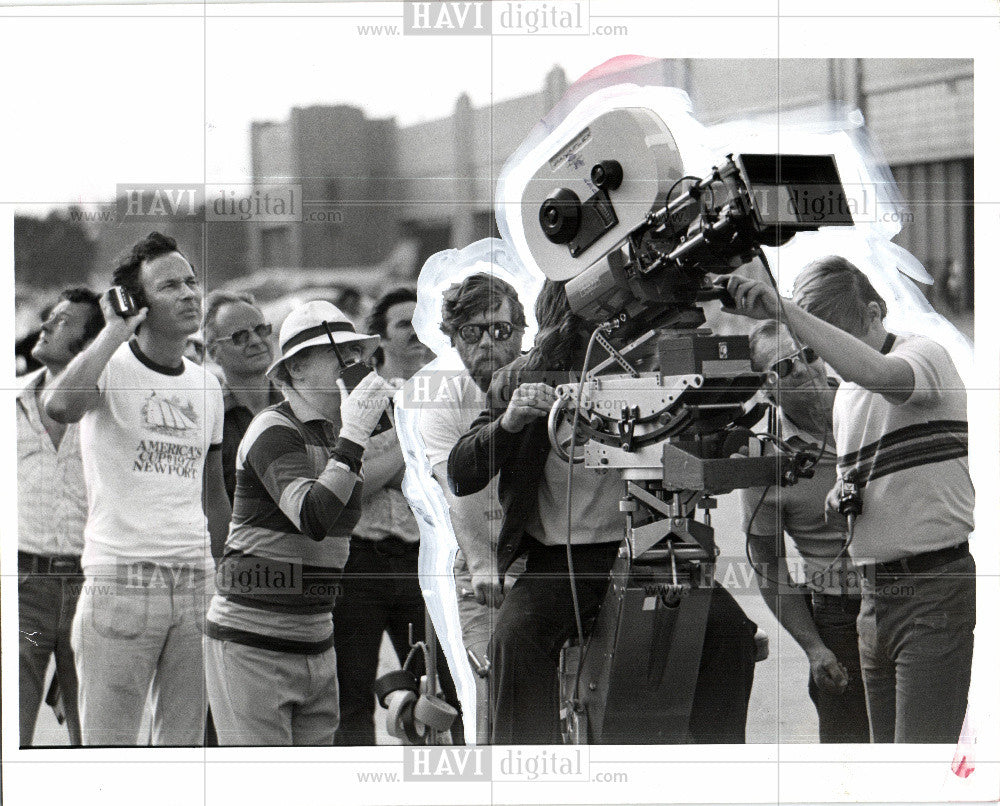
[518,106,854,743]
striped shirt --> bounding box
[206,386,364,653]
[833,334,973,565]
[16,369,87,557]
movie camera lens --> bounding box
[590,159,623,190]
[539,188,582,244]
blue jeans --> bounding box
[71,564,208,746]
[858,553,976,743]
[808,594,869,743]
[454,551,526,744]
[19,567,83,746]
[489,538,758,744]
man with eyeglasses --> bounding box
[721,256,975,744]
[43,232,232,745]
[411,272,529,743]
[203,300,395,745]
[739,320,869,743]
[203,291,283,504]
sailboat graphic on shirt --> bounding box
[141,391,199,436]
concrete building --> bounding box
[250,58,973,310]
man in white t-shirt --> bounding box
[44,232,231,746]
[723,256,975,744]
[413,273,527,743]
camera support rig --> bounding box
[510,102,855,743]
[550,328,790,743]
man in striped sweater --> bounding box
[204,301,395,746]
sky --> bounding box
[0,4,616,207]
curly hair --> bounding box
[522,279,583,373]
[439,273,526,340]
[111,231,186,309]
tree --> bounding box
[15,208,99,290]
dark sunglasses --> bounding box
[216,323,272,348]
[769,347,818,379]
[456,321,516,345]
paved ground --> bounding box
[30,491,818,747]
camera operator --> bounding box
[203,301,394,745]
[413,272,529,744]
[722,256,975,743]
[448,279,758,745]
[741,320,868,743]
[18,287,104,746]
[43,232,230,746]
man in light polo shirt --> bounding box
[413,272,528,743]
[44,232,232,746]
[18,287,104,746]
[723,256,975,743]
[741,320,869,743]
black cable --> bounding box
[665,175,701,209]
[564,326,607,656]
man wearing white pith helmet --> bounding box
[203,300,395,745]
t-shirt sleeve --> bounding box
[95,358,112,396]
[207,375,225,446]
[420,404,462,468]
[893,337,948,407]
[739,485,778,537]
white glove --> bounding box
[337,371,395,448]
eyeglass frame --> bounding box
[768,346,819,379]
[213,322,273,348]
[455,320,519,345]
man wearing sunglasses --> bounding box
[740,320,869,743]
[204,291,283,504]
[412,272,528,743]
[721,256,975,744]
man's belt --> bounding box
[18,551,82,575]
[810,591,862,611]
[873,542,970,578]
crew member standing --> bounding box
[204,301,394,745]
[334,288,462,744]
[18,288,103,746]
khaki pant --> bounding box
[204,637,339,746]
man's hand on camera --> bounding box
[807,645,850,694]
[720,276,783,320]
[98,291,147,345]
[500,382,558,433]
[470,571,505,609]
[338,372,395,449]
